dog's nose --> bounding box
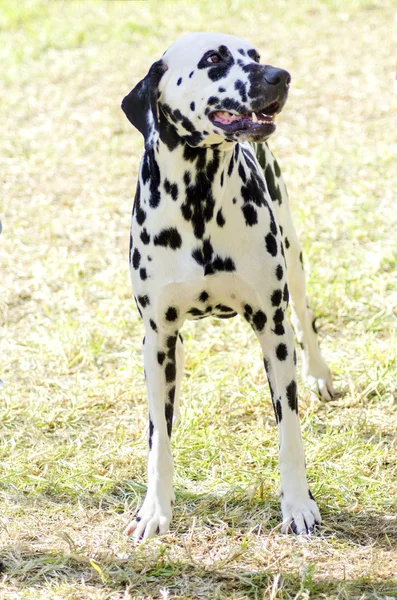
[264,67,291,90]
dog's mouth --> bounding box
[209,101,280,135]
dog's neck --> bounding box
[149,126,240,191]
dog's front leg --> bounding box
[126,330,180,541]
[256,322,321,534]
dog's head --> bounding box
[122,32,290,149]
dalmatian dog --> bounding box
[121,32,334,541]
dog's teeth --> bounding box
[252,111,257,123]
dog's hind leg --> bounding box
[126,327,184,541]
[172,334,185,426]
[255,143,334,400]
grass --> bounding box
[1,0,397,597]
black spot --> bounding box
[238,48,246,56]
[283,283,289,303]
[149,319,157,332]
[241,173,266,208]
[224,257,236,271]
[234,79,248,103]
[164,178,178,201]
[269,211,278,235]
[199,291,209,302]
[276,264,283,280]
[244,304,253,315]
[215,304,234,312]
[232,198,237,204]
[165,307,178,322]
[274,160,281,178]
[141,153,150,184]
[207,96,220,106]
[170,183,178,200]
[188,307,204,317]
[293,349,297,365]
[165,362,176,383]
[220,171,224,187]
[271,290,282,306]
[148,418,154,449]
[238,162,247,183]
[252,310,267,332]
[227,153,235,176]
[272,308,285,336]
[190,101,195,111]
[242,203,258,226]
[275,399,283,423]
[158,108,181,152]
[247,49,260,62]
[132,248,141,270]
[202,238,214,263]
[168,386,176,404]
[167,343,176,361]
[263,358,274,401]
[177,77,182,86]
[180,151,219,239]
[147,150,161,208]
[135,297,142,319]
[216,208,226,227]
[142,336,145,345]
[139,268,147,281]
[312,318,318,334]
[256,144,267,170]
[265,233,278,256]
[165,403,173,437]
[216,312,237,319]
[286,380,298,413]
[154,227,182,250]
[167,335,177,349]
[192,247,204,266]
[299,251,304,267]
[276,343,288,361]
[218,86,226,92]
[157,351,166,365]
[140,229,150,245]
[265,163,282,204]
[129,234,133,259]
[138,295,150,308]
[189,71,194,78]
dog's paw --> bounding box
[307,371,334,401]
[125,490,174,542]
[280,489,321,535]
[303,359,335,401]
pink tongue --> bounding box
[214,111,244,125]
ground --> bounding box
[1,0,397,598]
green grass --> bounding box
[1,0,397,598]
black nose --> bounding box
[264,66,291,90]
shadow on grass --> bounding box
[1,543,397,599]
[109,481,397,549]
[7,478,395,549]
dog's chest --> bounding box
[130,142,283,310]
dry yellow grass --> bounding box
[1,0,397,598]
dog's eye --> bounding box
[207,53,222,64]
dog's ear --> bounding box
[121,60,168,151]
